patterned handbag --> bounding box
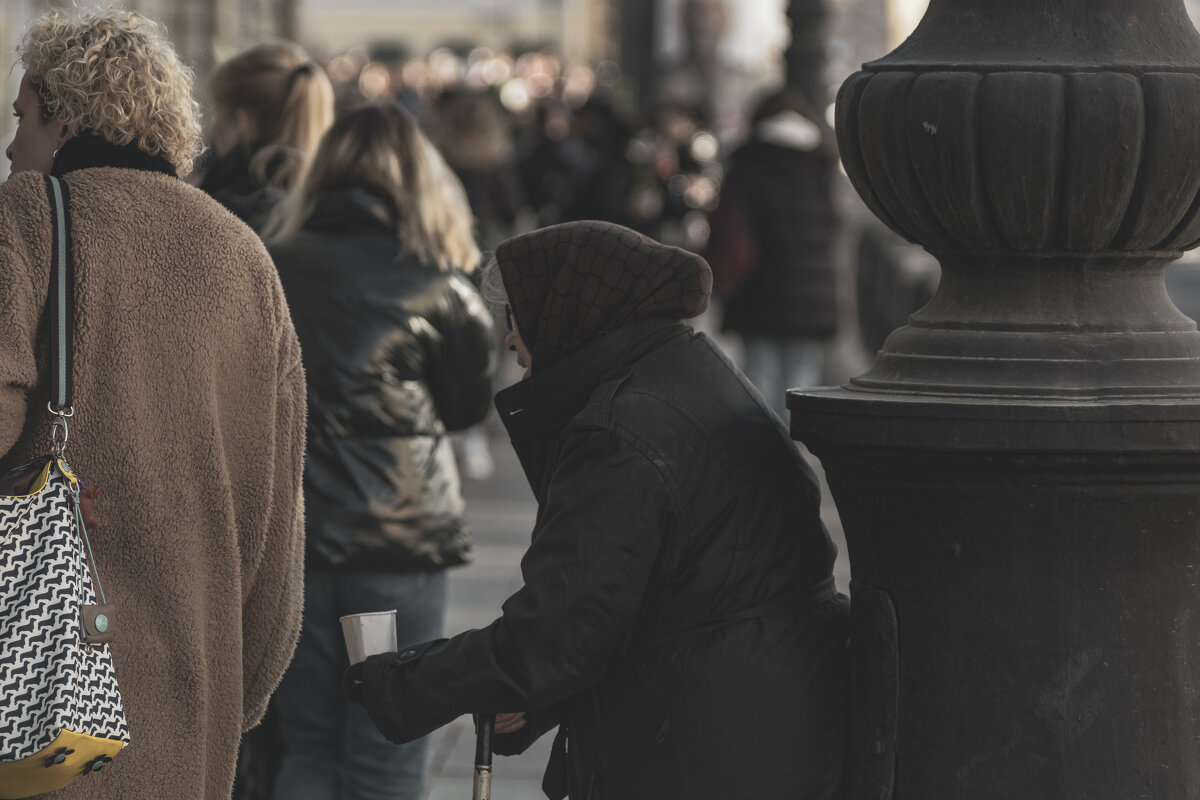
[0,176,129,799]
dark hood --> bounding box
[495,220,712,370]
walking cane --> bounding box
[473,714,494,800]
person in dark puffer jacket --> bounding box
[264,102,495,800]
[346,220,849,800]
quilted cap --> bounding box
[495,221,712,370]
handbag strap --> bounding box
[44,176,75,455]
[45,175,73,412]
[40,177,110,608]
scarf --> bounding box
[51,132,176,178]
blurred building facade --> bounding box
[3,0,1200,175]
[302,0,615,64]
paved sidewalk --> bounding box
[425,441,548,800]
[424,435,850,800]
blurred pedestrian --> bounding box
[0,11,307,799]
[431,88,530,480]
[200,41,335,800]
[345,220,849,800]
[517,100,594,228]
[705,89,839,417]
[263,102,496,800]
[200,42,334,232]
[567,95,638,228]
[625,100,721,253]
[430,88,527,250]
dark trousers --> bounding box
[270,568,448,800]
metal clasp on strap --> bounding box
[48,402,74,458]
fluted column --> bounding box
[790,1,1200,797]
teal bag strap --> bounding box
[41,176,105,606]
[43,176,75,459]
[44,175,73,414]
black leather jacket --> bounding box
[268,188,495,570]
[198,143,291,233]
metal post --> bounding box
[785,0,829,110]
[620,0,659,120]
[277,0,300,41]
[790,0,1200,796]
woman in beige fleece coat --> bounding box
[0,11,307,800]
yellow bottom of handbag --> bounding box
[0,729,125,799]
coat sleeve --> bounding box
[0,244,40,460]
[347,425,672,744]
[419,271,496,432]
[239,326,308,730]
[0,177,49,461]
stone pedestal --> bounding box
[790,1,1200,796]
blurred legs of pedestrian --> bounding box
[451,427,496,481]
[271,569,448,800]
[741,336,826,420]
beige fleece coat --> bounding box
[0,168,307,800]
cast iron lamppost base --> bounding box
[790,1,1200,797]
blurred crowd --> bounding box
[311,43,725,255]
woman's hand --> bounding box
[493,712,527,734]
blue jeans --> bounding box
[740,336,826,420]
[271,569,448,800]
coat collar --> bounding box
[495,319,688,493]
[302,187,397,238]
[52,131,177,178]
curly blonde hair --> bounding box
[20,11,203,176]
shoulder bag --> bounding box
[0,175,130,799]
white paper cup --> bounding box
[340,610,398,664]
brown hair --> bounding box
[209,42,334,188]
[430,89,514,172]
[264,102,480,274]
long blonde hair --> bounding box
[209,41,334,189]
[265,102,480,273]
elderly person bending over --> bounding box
[0,12,306,800]
[346,221,848,799]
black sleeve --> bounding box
[489,705,561,756]
[420,271,497,431]
[346,426,672,744]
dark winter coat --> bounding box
[707,138,838,339]
[348,318,849,799]
[267,188,495,571]
[198,144,295,233]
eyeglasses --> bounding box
[504,305,513,333]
